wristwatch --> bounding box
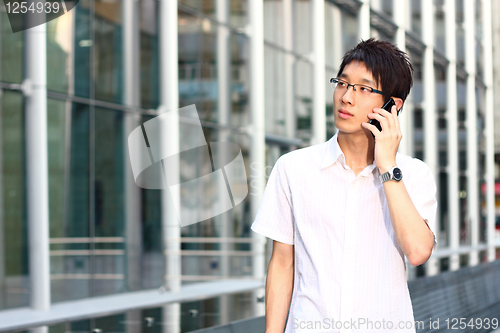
[379,166,402,183]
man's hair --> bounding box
[337,38,414,103]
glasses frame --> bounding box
[330,78,384,96]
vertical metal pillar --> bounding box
[216,0,232,324]
[331,3,342,135]
[358,0,370,41]
[445,0,460,271]
[311,0,325,145]
[123,1,143,331]
[160,0,181,332]
[25,13,50,333]
[249,0,266,317]
[464,0,479,267]
[482,0,496,263]
[283,0,296,139]
[393,0,414,280]
[123,0,143,295]
[421,0,439,276]
[393,0,410,156]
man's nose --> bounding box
[340,85,355,104]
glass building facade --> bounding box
[0,0,498,332]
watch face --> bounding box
[393,168,402,181]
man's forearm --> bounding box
[383,179,435,266]
[265,256,294,333]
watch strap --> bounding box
[379,171,392,183]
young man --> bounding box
[251,39,437,333]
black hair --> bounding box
[337,38,414,103]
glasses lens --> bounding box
[331,79,343,90]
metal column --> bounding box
[123,0,143,293]
[331,3,342,135]
[393,0,415,280]
[284,0,296,139]
[123,0,143,329]
[216,0,232,324]
[311,0,325,145]
[249,0,266,317]
[482,0,496,263]
[25,21,51,312]
[393,0,411,156]
[160,0,181,331]
[358,0,370,41]
[464,0,479,267]
[421,0,439,276]
[444,0,460,271]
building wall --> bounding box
[0,0,498,331]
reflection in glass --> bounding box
[1,11,23,83]
[94,0,123,103]
[50,102,91,303]
[0,91,28,310]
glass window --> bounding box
[342,11,358,53]
[140,0,160,109]
[93,107,125,297]
[411,0,421,37]
[50,102,91,303]
[1,11,23,83]
[435,2,445,54]
[229,0,247,29]
[74,0,92,98]
[264,45,287,136]
[0,91,28,310]
[294,0,311,55]
[178,8,217,122]
[295,60,313,142]
[179,0,216,17]
[94,0,123,103]
[47,17,72,94]
[264,0,284,48]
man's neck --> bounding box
[337,131,375,173]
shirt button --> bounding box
[351,182,357,188]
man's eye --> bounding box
[338,81,347,87]
[360,86,372,93]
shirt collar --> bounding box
[320,132,345,170]
[320,132,379,177]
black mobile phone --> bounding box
[368,98,396,138]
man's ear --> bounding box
[392,97,404,112]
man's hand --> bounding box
[361,104,402,173]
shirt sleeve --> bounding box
[251,156,295,245]
[407,159,438,254]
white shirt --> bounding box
[251,133,437,333]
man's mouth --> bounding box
[338,109,353,119]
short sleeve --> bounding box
[251,157,294,245]
[407,160,438,254]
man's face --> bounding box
[333,61,385,136]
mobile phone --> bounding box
[368,98,396,138]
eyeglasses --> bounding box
[330,78,383,96]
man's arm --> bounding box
[380,173,435,266]
[363,104,436,267]
[265,240,294,333]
